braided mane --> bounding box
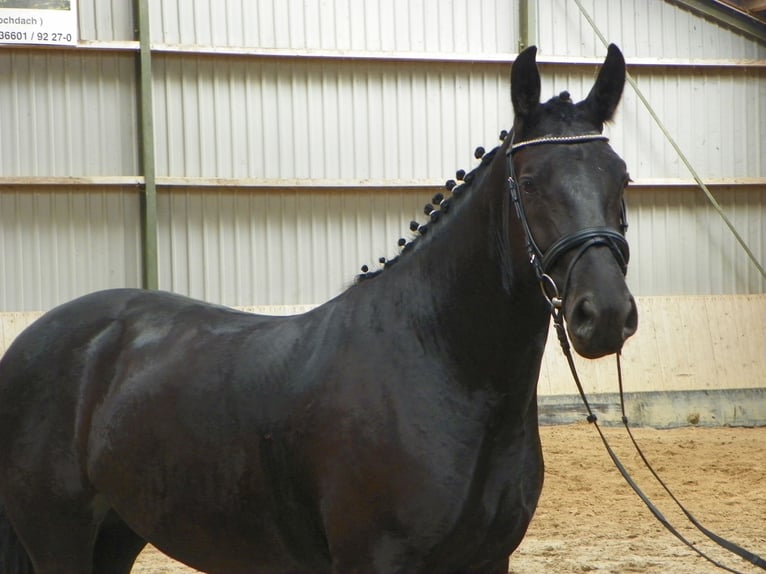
[356,133,508,282]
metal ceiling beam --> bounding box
[2,176,763,192]
[740,0,766,11]
[666,0,766,43]
[5,40,763,69]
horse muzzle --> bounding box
[565,287,638,359]
[538,228,637,359]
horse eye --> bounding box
[520,178,536,194]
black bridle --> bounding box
[506,131,629,310]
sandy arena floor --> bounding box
[132,423,765,574]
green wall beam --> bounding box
[135,0,159,290]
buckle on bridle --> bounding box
[539,273,562,310]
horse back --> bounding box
[0,287,319,448]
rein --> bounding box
[552,320,766,574]
[506,131,766,573]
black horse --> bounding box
[0,45,636,574]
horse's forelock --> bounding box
[518,94,603,138]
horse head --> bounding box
[509,44,637,358]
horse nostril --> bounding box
[622,296,638,341]
[570,296,597,340]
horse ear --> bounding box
[511,46,541,120]
[580,44,626,124]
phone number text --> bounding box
[0,30,73,42]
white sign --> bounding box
[0,1,78,46]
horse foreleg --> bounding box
[1,493,99,574]
[0,502,34,574]
[92,510,147,574]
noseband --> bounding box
[506,132,630,309]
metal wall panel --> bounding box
[150,0,518,53]
[627,186,765,295]
[152,56,512,180]
[0,189,142,311]
[78,0,135,42]
[615,69,765,180]
[0,51,139,177]
[157,188,426,306]
[537,66,766,181]
[537,0,766,60]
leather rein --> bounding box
[506,131,766,573]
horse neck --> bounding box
[351,145,551,395]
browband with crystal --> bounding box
[509,133,609,154]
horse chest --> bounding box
[313,402,543,572]
[431,433,544,564]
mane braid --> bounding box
[355,143,503,283]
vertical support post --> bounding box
[518,0,537,52]
[136,0,159,290]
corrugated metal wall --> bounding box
[151,58,511,180]
[0,51,138,176]
[149,0,518,53]
[538,0,765,59]
[0,188,141,310]
[0,0,764,312]
[539,67,764,181]
[157,188,426,305]
[629,187,765,294]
